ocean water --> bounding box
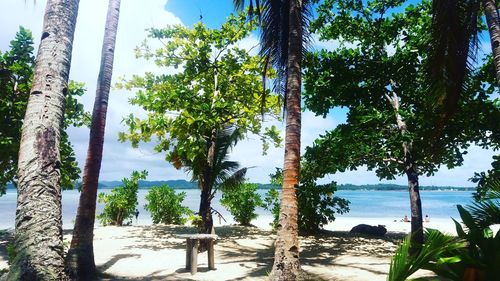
[0,189,474,230]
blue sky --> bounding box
[0,0,496,186]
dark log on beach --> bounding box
[350,224,387,237]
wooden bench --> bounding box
[176,234,218,275]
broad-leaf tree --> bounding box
[305,0,499,252]
[233,1,312,278]
[8,0,80,279]
[66,0,122,279]
[0,27,88,196]
[118,13,281,235]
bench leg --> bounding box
[190,239,199,275]
[208,240,215,270]
[185,239,192,270]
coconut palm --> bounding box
[177,126,247,235]
[233,1,311,279]
[430,0,500,139]
[8,0,80,279]
[65,0,121,279]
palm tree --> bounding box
[233,1,311,279]
[7,0,80,279]
[65,0,121,279]
[179,126,247,235]
[430,0,500,138]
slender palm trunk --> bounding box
[483,0,500,88]
[66,0,121,279]
[270,1,303,280]
[7,0,80,279]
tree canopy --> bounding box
[303,0,499,180]
[118,12,282,169]
[0,27,89,195]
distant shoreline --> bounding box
[5,181,476,192]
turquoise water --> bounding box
[0,189,474,229]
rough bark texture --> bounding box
[7,0,80,280]
[65,0,121,279]
[270,0,303,280]
[483,0,500,89]
[199,129,217,235]
[385,90,424,254]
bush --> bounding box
[144,185,193,225]
[97,170,147,226]
[221,183,264,226]
[264,168,350,234]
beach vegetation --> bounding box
[221,182,264,226]
[0,27,89,196]
[388,180,500,281]
[97,171,147,226]
[117,12,281,236]
[304,0,499,252]
[145,185,193,225]
[265,167,350,234]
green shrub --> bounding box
[6,242,16,265]
[144,185,193,225]
[97,170,147,226]
[264,168,350,234]
[221,183,264,226]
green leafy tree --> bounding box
[118,13,281,235]
[305,0,498,252]
[221,182,264,226]
[265,167,349,234]
[0,27,89,196]
[145,185,193,225]
[97,171,147,226]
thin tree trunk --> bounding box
[270,0,303,280]
[199,129,217,236]
[385,88,424,254]
[7,0,80,279]
[66,0,121,279]
[483,0,500,89]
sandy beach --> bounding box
[0,217,458,281]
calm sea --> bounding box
[0,189,474,230]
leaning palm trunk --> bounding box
[7,0,80,279]
[270,0,303,280]
[483,0,500,89]
[66,0,121,279]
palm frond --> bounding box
[429,0,480,144]
[388,229,465,281]
[466,179,500,227]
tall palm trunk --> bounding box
[270,1,303,280]
[483,0,500,88]
[7,0,80,279]
[66,0,121,279]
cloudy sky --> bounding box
[0,0,496,186]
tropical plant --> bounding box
[388,180,500,281]
[97,171,147,226]
[233,0,313,278]
[221,182,264,226]
[118,13,281,236]
[145,185,193,225]
[7,0,80,278]
[305,0,498,252]
[0,27,88,196]
[265,167,350,234]
[67,0,122,278]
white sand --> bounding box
[0,218,461,280]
